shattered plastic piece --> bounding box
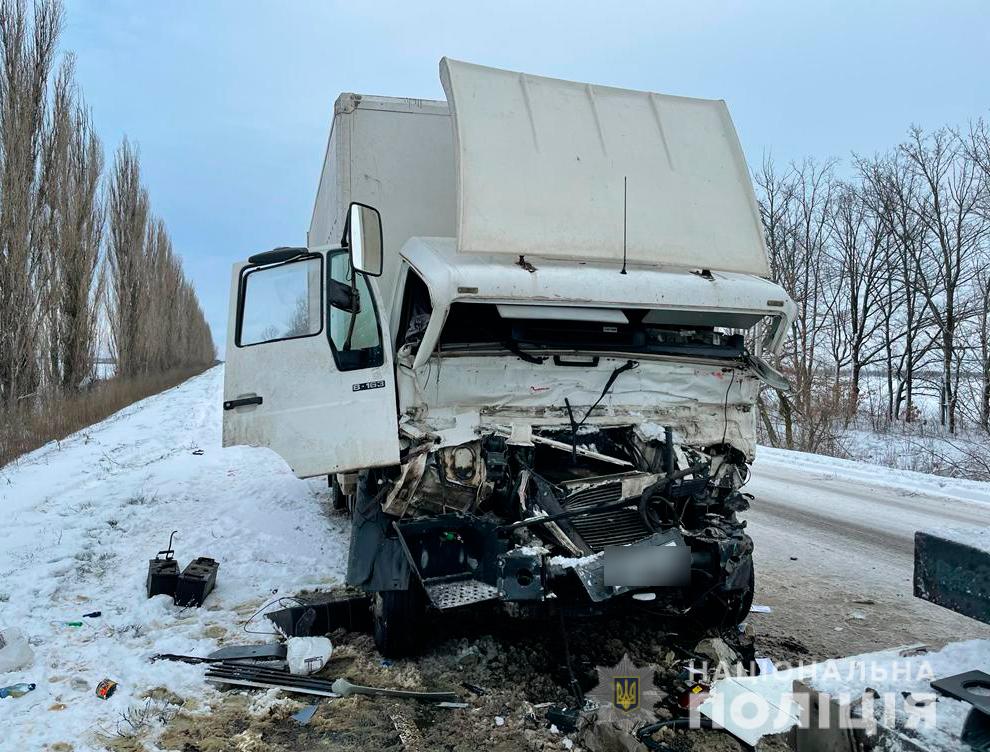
[291,703,320,725]
[546,705,579,733]
[755,657,777,675]
[749,604,772,613]
[698,675,802,746]
[0,627,34,673]
[286,636,333,676]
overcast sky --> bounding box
[62,1,989,352]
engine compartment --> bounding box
[370,423,755,621]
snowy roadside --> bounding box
[755,443,990,507]
[0,366,349,750]
[2,365,988,751]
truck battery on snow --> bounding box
[174,557,219,607]
[147,530,180,598]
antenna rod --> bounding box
[620,176,628,275]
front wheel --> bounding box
[686,560,755,632]
[372,587,425,658]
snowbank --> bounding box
[0,366,349,750]
[756,444,990,507]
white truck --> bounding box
[223,59,795,656]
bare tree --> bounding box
[900,127,987,433]
[106,138,149,378]
[0,0,61,405]
[823,180,892,419]
[38,54,104,391]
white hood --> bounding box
[439,58,770,277]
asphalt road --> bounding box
[742,454,990,659]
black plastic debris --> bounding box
[207,643,287,662]
[915,530,990,624]
[174,557,219,607]
[546,705,579,733]
[266,591,372,636]
[147,531,180,598]
[932,670,990,716]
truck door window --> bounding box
[237,256,323,347]
[327,250,384,370]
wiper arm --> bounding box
[503,340,546,364]
[565,359,639,458]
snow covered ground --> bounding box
[0,366,348,750]
[1,365,988,750]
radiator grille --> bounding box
[562,481,652,551]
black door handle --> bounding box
[224,396,263,410]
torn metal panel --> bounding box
[492,426,634,467]
[398,354,760,458]
[382,451,430,516]
[497,549,545,601]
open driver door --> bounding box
[222,205,400,477]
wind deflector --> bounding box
[439,58,770,277]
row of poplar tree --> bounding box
[0,0,214,410]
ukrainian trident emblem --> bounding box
[587,654,659,722]
[613,676,640,712]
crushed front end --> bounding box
[368,422,755,627]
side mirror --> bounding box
[343,203,383,277]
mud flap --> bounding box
[345,473,411,592]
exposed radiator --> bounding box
[561,479,652,552]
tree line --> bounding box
[756,120,990,462]
[0,0,214,415]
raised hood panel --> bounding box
[439,58,770,277]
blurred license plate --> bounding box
[603,542,690,587]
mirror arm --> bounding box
[342,272,359,351]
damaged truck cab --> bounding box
[222,59,795,656]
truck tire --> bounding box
[330,475,347,511]
[372,587,425,658]
[687,562,755,631]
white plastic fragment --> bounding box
[286,636,333,676]
[0,627,34,674]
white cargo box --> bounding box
[307,93,456,306]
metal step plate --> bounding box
[425,579,500,610]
